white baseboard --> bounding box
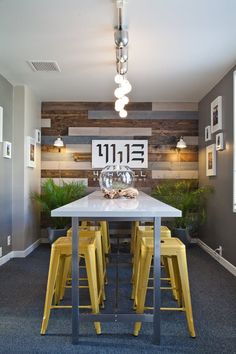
[13,239,41,258]
[0,251,14,266]
[196,238,236,277]
[0,238,41,266]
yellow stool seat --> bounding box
[131,222,171,255]
[131,226,176,302]
[134,237,196,338]
[41,236,102,335]
[66,226,107,287]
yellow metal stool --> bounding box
[41,236,102,335]
[133,237,196,338]
[99,221,110,257]
[58,228,106,305]
[67,226,107,286]
[131,222,171,255]
[131,221,140,255]
[131,226,176,302]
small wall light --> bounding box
[176,136,187,149]
[54,136,64,152]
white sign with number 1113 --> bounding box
[92,140,148,168]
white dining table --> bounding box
[51,190,181,345]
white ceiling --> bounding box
[0,0,236,102]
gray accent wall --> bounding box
[0,76,41,260]
[199,65,236,266]
[12,86,41,251]
[0,74,13,257]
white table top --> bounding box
[51,191,182,218]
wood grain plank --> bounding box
[41,144,92,153]
[88,111,198,120]
[66,144,92,153]
[41,161,92,170]
[148,152,198,162]
[68,127,152,137]
[148,145,198,153]
[73,153,91,162]
[152,102,198,111]
[42,152,92,162]
[41,116,198,134]
[41,136,134,145]
[152,170,198,179]
[41,119,51,128]
[41,145,67,153]
[42,102,152,112]
[148,162,198,171]
[41,152,74,161]
[68,127,100,136]
[147,134,198,145]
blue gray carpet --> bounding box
[0,243,235,354]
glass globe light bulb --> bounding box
[115,99,125,112]
[114,87,124,99]
[121,96,129,105]
[119,109,127,118]
[121,79,132,94]
[114,74,123,84]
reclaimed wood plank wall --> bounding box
[41,102,198,191]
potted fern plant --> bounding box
[152,180,213,244]
[32,178,86,243]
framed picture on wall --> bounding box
[206,144,216,176]
[211,96,222,133]
[3,141,12,159]
[205,126,211,142]
[26,136,36,168]
[35,129,41,144]
[216,132,224,151]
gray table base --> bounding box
[71,216,161,345]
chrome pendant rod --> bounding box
[118,7,123,30]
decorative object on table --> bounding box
[216,132,224,151]
[205,126,211,142]
[32,178,86,243]
[113,0,132,118]
[100,164,134,190]
[102,187,139,199]
[92,140,148,168]
[206,143,216,176]
[26,136,36,168]
[152,180,213,244]
[3,141,12,159]
[211,96,222,133]
[35,129,41,144]
[0,106,3,142]
[176,136,187,149]
[100,164,138,199]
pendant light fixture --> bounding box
[114,0,132,118]
[54,136,64,152]
[176,137,187,149]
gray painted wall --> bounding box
[199,64,236,266]
[0,76,41,260]
[0,74,13,257]
[12,85,41,251]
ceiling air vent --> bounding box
[27,60,61,72]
